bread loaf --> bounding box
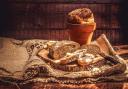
[49,41,80,60]
[67,8,94,24]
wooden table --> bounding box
[0,82,128,89]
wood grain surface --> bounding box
[0,1,128,45]
[0,82,128,89]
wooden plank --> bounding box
[114,45,128,55]
[7,0,122,4]
[0,29,69,40]
[0,28,124,45]
[8,3,120,29]
[1,2,127,45]
[1,81,128,89]
[19,83,125,89]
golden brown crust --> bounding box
[67,8,94,24]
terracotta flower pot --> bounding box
[68,22,96,45]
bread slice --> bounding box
[48,41,80,60]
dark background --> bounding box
[0,0,128,45]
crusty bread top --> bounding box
[67,8,94,24]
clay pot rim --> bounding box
[67,22,96,26]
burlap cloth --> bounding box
[0,34,128,89]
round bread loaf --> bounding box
[67,8,94,24]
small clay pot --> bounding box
[67,22,96,45]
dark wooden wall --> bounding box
[0,0,128,45]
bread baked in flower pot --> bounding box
[67,8,96,45]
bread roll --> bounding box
[67,8,94,24]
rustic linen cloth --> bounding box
[0,34,127,86]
